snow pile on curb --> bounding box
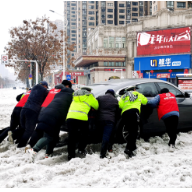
[1,88,192,188]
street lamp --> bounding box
[49,10,68,80]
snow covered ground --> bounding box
[1,88,192,188]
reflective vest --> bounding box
[16,90,31,107]
[157,92,179,120]
[119,91,148,114]
[41,88,61,108]
[67,94,99,121]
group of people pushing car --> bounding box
[0,79,179,162]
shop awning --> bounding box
[74,55,126,67]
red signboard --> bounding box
[157,73,170,78]
[137,27,191,56]
[178,80,192,91]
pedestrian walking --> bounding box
[66,87,99,161]
[147,88,179,151]
[96,89,119,158]
[119,88,148,158]
[16,81,49,148]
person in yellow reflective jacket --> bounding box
[119,87,147,158]
[66,87,99,161]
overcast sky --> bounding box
[0,0,64,80]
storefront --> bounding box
[134,54,191,85]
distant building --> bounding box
[74,8,192,85]
[64,1,152,68]
[152,1,192,15]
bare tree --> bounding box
[4,16,75,83]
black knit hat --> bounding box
[105,89,115,97]
[161,88,169,94]
[62,80,72,88]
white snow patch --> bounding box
[1,88,192,187]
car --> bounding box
[13,87,16,89]
[87,78,192,140]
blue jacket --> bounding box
[147,95,179,120]
[23,84,48,113]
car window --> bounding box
[157,82,184,97]
[135,83,158,97]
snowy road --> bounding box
[0,88,192,188]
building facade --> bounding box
[64,1,77,69]
[152,1,192,15]
[75,8,192,85]
[63,1,152,63]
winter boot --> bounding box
[77,149,87,158]
[8,131,14,144]
[124,148,135,158]
[27,148,37,163]
[25,144,31,153]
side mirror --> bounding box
[184,92,190,98]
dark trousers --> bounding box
[29,122,61,154]
[33,133,54,154]
[99,120,114,156]
[17,108,39,148]
[122,109,139,152]
[67,119,89,158]
[164,115,178,145]
[0,107,21,143]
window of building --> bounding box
[109,37,114,48]
[127,1,131,8]
[132,13,138,16]
[132,2,138,6]
[71,3,76,6]
[119,15,125,19]
[71,19,76,21]
[107,3,113,7]
[119,9,125,13]
[89,1,94,3]
[71,23,76,25]
[107,9,113,12]
[132,7,138,11]
[71,38,76,41]
[89,22,94,26]
[116,62,122,66]
[107,15,113,18]
[71,11,75,14]
[122,37,126,48]
[102,20,105,24]
[82,4,87,9]
[167,1,174,8]
[177,2,186,8]
[89,5,94,9]
[109,62,114,66]
[89,16,95,20]
[103,37,108,48]
[107,20,113,24]
[101,2,106,7]
[132,18,138,22]
[104,62,108,66]
[71,30,76,33]
[88,11,94,14]
[119,21,124,24]
[139,7,143,11]
[71,26,76,29]
[119,4,125,7]
[139,2,143,6]
[71,7,76,10]
[72,34,76,37]
[116,37,121,48]
[122,62,125,66]
[71,15,76,18]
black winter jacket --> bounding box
[23,84,48,113]
[37,87,74,135]
[97,93,119,123]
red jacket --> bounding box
[41,88,61,108]
[157,92,179,120]
[16,90,31,107]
